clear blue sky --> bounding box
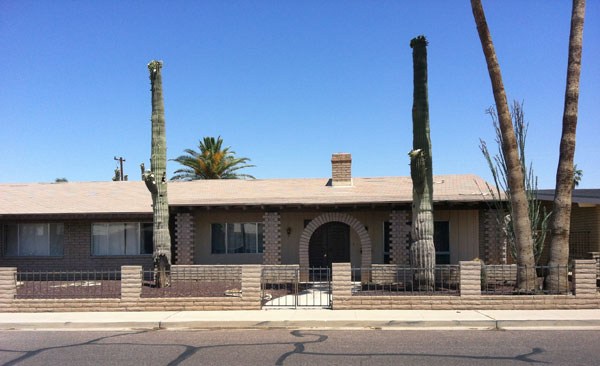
[1,1,598,188]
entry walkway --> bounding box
[1,309,600,330]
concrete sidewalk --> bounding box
[1,309,600,330]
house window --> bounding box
[434,222,450,264]
[395,221,451,265]
[3,223,64,257]
[211,223,264,254]
[91,223,153,256]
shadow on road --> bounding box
[0,329,549,366]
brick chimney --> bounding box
[331,153,352,186]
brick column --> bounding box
[390,210,410,265]
[0,267,16,303]
[460,261,481,297]
[332,263,351,308]
[121,266,142,301]
[480,209,507,264]
[263,212,281,265]
[573,260,597,297]
[175,212,195,265]
[241,265,262,308]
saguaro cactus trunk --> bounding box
[409,36,435,291]
[141,60,171,288]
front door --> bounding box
[308,222,350,268]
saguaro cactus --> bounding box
[408,36,435,290]
[141,60,171,288]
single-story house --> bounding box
[537,189,600,262]
[0,153,508,271]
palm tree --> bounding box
[171,137,255,180]
[573,164,583,188]
[546,0,586,292]
[471,0,535,291]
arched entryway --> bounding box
[309,222,350,268]
[299,212,371,269]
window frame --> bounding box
[3,223,64,257]
[90,222,153,257]
[210,222,264,255]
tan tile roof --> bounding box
[0,174,496,216]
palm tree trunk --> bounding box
[142,60,172,288]
[409,36,435,291]
[470,0,535,291]
[546,0,586,292]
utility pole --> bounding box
[114,156,126,181]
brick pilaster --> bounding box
[480,209,507,264]
[0,267,16,303]
[175,213,195,265]
[332,262,351,308]
[460,261,481,297]
[262,212,281,265]
[573,260,597,297]
[241,264,262,308]
[390,210,410,265]
[121,266,142,301]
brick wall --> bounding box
[2,262,598,312]
[0,220,154,271]
[175,213,194,264]
[332,261,600,310]
[0,264,261,312]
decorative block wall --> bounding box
[241,264,262,308]
[0,263,599,312]
[262,212,281,265]
[121,266,142,301]
[332,263,351,308]
[480,209,507,264]
[460,261,481,297]
[175,213,195,265]
[590,252,600,280]
[390,210,410,265]
[573,259,597,297]
[0,267,16,304]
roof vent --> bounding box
[331,153,352,186]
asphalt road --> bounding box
[0,329,598,365]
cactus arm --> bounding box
[140,163,158,195]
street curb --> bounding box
[3,319,600,331]
[496,319,600,329]
[158,319,497,330]
[0,321,161,330]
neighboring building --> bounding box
[537,189,600,262]
[0,154,506,271]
